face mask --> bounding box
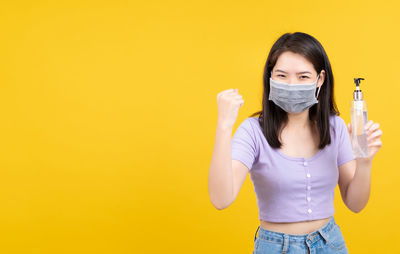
[268,73,321,113]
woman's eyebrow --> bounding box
[275,69,312,74]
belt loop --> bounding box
[317,228,329,244]
[281,234,289,254]
[254,225,260,242]
[318,216,334,244]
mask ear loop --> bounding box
[315,74,321,102]
[316,86,321,101]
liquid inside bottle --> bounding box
[351,101,368,158]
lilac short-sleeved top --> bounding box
[231,114,355,222]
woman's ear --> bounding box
[317,70,326,88]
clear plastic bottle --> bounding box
[351,78,369,158]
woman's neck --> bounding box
[286,109,312,129]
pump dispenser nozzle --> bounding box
[354,78,365,88]
[353,78,365,100]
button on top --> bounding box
[307,186,311,190]
[308,209,312,213]
[306,173,311,178]
[307,197,311,202]
[303,161,308,166]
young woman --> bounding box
[208,32,383,253]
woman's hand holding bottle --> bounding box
[347,120,383,163]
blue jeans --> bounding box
[253,217,349,254]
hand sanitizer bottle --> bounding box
[351,78,369,158]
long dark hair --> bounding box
[250,32,340,149]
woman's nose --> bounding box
[288,77,298,84]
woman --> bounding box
[208,32,382,253]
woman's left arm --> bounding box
[338,120,383,213]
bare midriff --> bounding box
[259,216,332,235]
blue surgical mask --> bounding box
[269,74,321,113]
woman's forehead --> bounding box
[273,51,314,73]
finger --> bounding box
[218,89,235,97]
[368,139,382,147]
[232,94,243,100]
[217,89,236,100]
[368,137,382,145]
[367,129,383,141]
[364,120,374,129]
[217,91,236,102]
[234,98,245,106]
[222,91,243,100]
[347,123,352,134]
[234,98,244,104]
[366,123,380,135]
[364,120,374,132]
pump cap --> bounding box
[354,78,365,87]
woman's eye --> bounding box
[300,76,310,79]
[277,74,285,77]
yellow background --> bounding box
[0,0,397,253]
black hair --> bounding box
[250,32,340,149]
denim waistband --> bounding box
[254,216,336,246]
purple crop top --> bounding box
[231,114,355,222]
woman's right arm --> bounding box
[208,88,247,210]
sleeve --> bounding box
[337,116,355,166]
[231,118,258,171]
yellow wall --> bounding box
[0,0,397,253]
